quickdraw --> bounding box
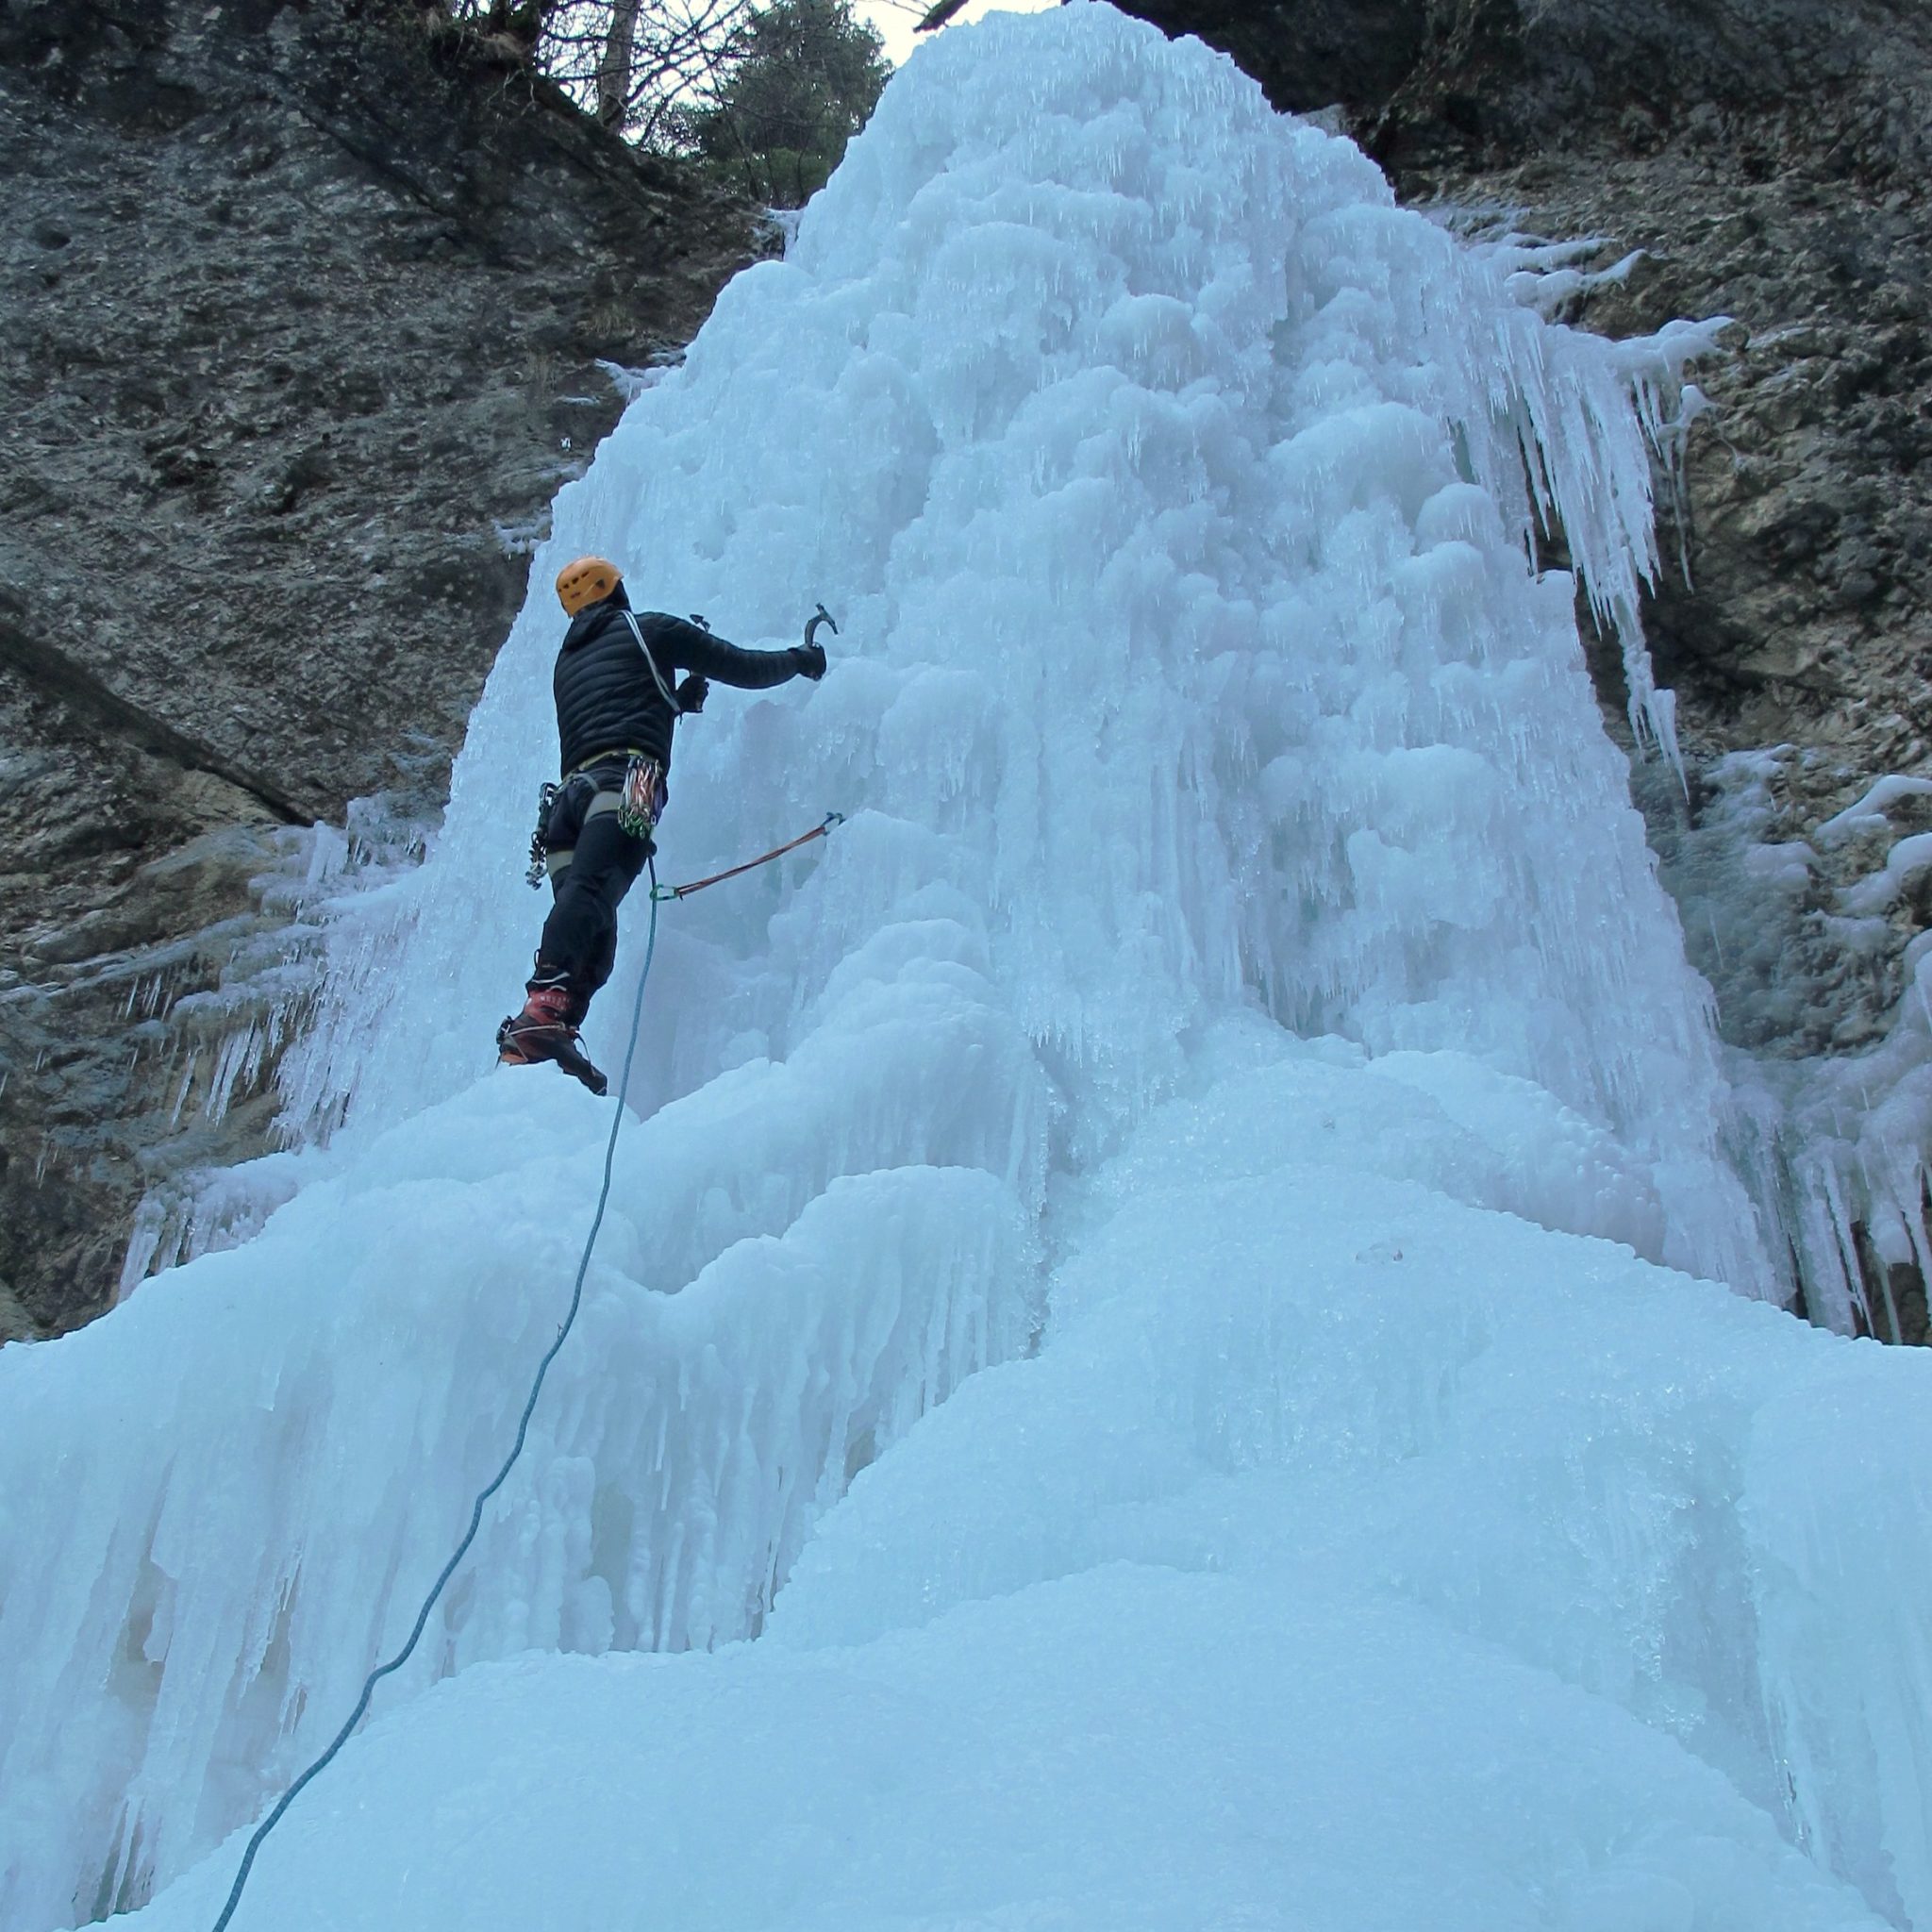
[615,754,667,841]
[653,812,845,902]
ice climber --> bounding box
[496,555,828,1093]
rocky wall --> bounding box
[0,0,767,1337]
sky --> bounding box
[854,0,1058,71]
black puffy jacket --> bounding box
[552,589,812,776]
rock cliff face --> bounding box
[0,0,766,1337]
[1127,0,1932,1337]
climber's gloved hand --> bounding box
[675,673,709,714]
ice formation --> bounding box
[1641,743,1932,1337]
[4,8,1929,1932]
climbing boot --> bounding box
[495,985,608,1097]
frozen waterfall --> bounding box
[4,8,1930,1932]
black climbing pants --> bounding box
[534,774,653,1018]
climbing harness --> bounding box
[526,758,664,888]
[210,866,667,1932]
[654,812,845,902]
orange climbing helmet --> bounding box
[555,556,623,617]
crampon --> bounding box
[495,1004,609,1097]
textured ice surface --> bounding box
[112,1123,1916,1932]
[1643,743,1932,1336]
[4,7,1928,1931]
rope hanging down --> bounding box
[210,861,668,1932]
[210,804,842,1927]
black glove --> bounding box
[675,673,708,714]
[794,641,827,681]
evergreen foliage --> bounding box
[685,0,891,205]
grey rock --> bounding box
[0,0,768,1336]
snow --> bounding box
[1817,775,1932,847]
[1844,832,1932,917]
[3,8,1928,1932]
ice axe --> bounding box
[805,601,838,652]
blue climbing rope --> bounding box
[209,859,663,1932]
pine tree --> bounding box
[686,0,891,205]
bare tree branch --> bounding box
[915,0,970,33]
[595,0,643,123]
